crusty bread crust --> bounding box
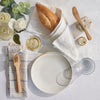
[36,3,60,31]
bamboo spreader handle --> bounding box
[78,17,92,40]
[16,67,22,93]
[72,6,92,40]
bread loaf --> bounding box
[36,3,60,31]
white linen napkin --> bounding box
[53,26,79,61]
[8,43,28,97]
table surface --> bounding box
[0,0,100,100]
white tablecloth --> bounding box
[0,0,100,100]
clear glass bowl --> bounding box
[56,58,95,86]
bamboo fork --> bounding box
[72,6,92,40]
[13,54,22,93]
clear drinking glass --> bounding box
[56,58,95,86]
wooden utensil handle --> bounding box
[16,68,22,93]
[72,6,92,40]
[79,20,92,40]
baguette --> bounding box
[36,3,60,31]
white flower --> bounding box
[0,22,13,40]
[0,12,11,22]
[8,18,16,30]
[14,18,26,32]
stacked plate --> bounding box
[31,52,72,94]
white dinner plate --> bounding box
[31,52,72,94]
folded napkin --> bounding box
[8,43,28,97]
[53,26,79,61]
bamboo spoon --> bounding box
[13,54,22,93]
[72,6,92,40]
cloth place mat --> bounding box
[8,43,28,98]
